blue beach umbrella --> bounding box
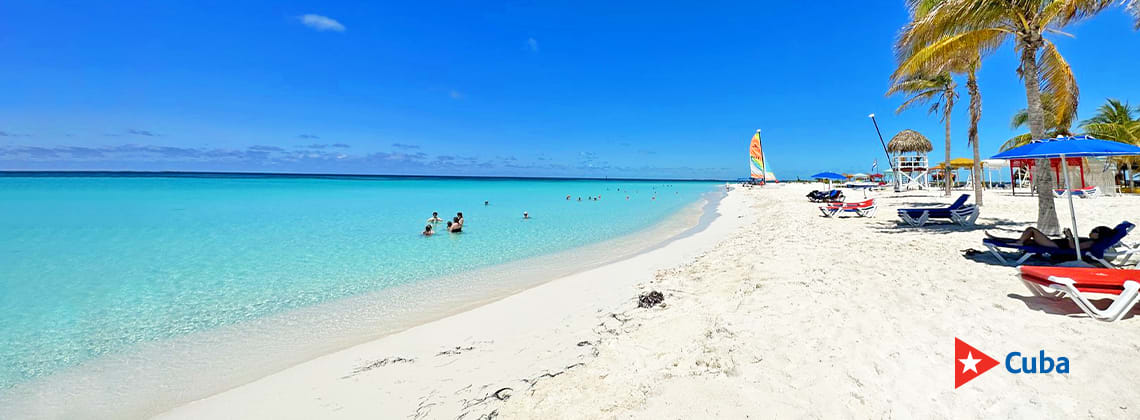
[811,172,847,190]
[811,172,847,180]
[991,135,1140,261]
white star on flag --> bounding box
[960,352,981,373]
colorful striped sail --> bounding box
[749,130,773,181]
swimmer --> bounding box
[484,200,489,206]
[427,212,443,223]
[523,211,529,219]
[423,224,434,236]
[456,212,464,226]
[447,221,462,233]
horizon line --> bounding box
[0,169,735,183]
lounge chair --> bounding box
[1106,240,1140,267]
[1053,186,1100,199]
[819,199,877,218]
[897,194,979,227]
[1019,266,1140,322]
[807,190,844,203]
[982,222,1135,267]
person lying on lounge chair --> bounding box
[986,226,1114,250]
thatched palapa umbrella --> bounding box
[887,129,933,154]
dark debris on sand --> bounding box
[637,291,665,308]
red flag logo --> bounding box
[955,338,1000,388]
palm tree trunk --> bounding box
[968,71,983,206]
[944,94,953,197]
[1019,38,1060,234]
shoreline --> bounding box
[0,185,727,420]
[153,186,746,419]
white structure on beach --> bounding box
[887,129,933,191]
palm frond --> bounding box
[1129,0,1140,30]
[897,0,1012,57]
[888,73,956,117]
[1001,133,1034,151]
[1080,98,1140,144]
[1038,41,1079,131]
[1042,0,1115,28]
[1010,108,1030,129]
[893,28,1006,78]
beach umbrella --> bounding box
[811,172,847,180]
[991,135,1140,261]
[981,159,1009,189]
[811,172,846,189]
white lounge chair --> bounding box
[1020,266,1140,322]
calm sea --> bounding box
[0,173,718,392]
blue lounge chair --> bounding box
[897,194,979,227]
[982,222,1135,267]
[807,189,844,203]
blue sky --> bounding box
[1,1,1137,179]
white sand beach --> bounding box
[157,184,1140,419]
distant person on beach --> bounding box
[422,224,434,236]
[427,212,443,223]
[986,226,1113,250]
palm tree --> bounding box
[1000,92,1078,151]
[894,1,985,203]
[1081,98,1140,143]
[887,72,958,197]
[1081,98,1140,190]
[964,64,984,204]
[897,0,1119,234]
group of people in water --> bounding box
[423,211,463,236]
[421,209,531,236]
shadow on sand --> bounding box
[1006,293,1140,321]
[870,217,1025,235]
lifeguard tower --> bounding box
[887,129,933,190]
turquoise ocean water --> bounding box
[0,174,717,390]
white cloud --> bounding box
[299,14,345,32]
[527,37,539,52]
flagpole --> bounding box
[869,114,899,191]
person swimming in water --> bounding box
[456,212,464,226]
[447,221,462,233]
[423,224,434,236]
[427,212,443,224]
[523,211,529,219]
[484,200,489,206]
[986,226,1114,250]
